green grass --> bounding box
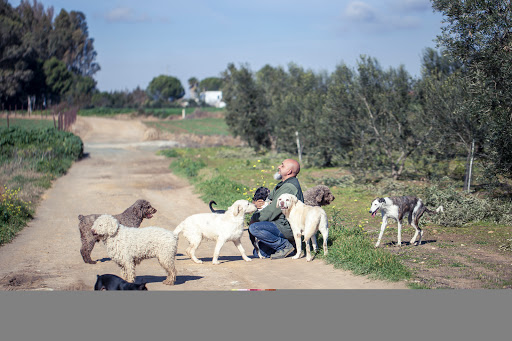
[323,210,411,282]
[145,117,230,136]
[0,118,54,129]
[78,106,225,118]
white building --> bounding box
[200,91,226,108]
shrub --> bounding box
[196,175,247,208]
[0,186,33,245]
[170,157,206,178]
[420,184,512,227]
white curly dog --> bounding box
[174,199,257,264]
[91,214,178,285]
[276,193,329,261]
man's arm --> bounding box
[255,183,299,222]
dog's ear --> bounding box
[138,204,144,219]
[233,204,243,216]
[106,215,119,235]
[378,198,385,203]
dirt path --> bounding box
[0,116,407,290]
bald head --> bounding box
[278,159,300,181]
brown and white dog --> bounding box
[369,196,443,247]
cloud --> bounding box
[344,1,377,23]
[340,1,424,33]
[104,7,152,23]
[392,0,431,13]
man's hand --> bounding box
[254,199,266,210]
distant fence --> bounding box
[2,104,78,131]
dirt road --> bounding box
[0,116,407,290]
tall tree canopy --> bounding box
[146,75,185,103]
[433,0,512,178]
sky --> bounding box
[9,0,446,96]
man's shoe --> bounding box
[271,244,295,260]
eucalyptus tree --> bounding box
[0,0,33,105]
[49,9,99,77]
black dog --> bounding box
[248,187,271,258]
[209,187,271,215]
[94,274,148,291]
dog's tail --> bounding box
[173,222,184,235]
[425,205,444,215]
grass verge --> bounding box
[0,126,83,246]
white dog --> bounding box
[369,196,444,247]
[91,214,178,285]
[276,193,329,261]
[174,199,257,265]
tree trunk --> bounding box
[27,96,32,115]
[463,139,475,193]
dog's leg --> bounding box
[186,233,204,264]
[375,216,388,247]
[291,232,303,260]
[80,230,98,264]
[397,220,402,247]
[212,238,228,265]
[120,266,130,282]
[188,242,203,264]
[124,261,136,283]
[410,215,423,246]
[319,224,329,256]
[160,260,177,286]
[311,233,318,253]
[303,228,319,261]
[233,239,252,262]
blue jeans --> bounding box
[248,221,294,258]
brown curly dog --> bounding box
[78,199,157,264]
[304,185,335,207]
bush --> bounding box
[196,175,248,208]
[169,157,206,178]
[0,127,83,176]
[420,184,512,227]
[0,187,33,246]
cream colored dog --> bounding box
[91,214,178,285]
[276,193,329,261]
[173,199,257,264]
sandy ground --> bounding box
[0,116,407,290]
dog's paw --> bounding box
[244,258,252,262]
[212,260,220,265]
[306,257,313,262]
[291,254,301,260]
[163,279,175,285]
[192,259,203,264]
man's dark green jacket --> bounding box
[250,177,303,244]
